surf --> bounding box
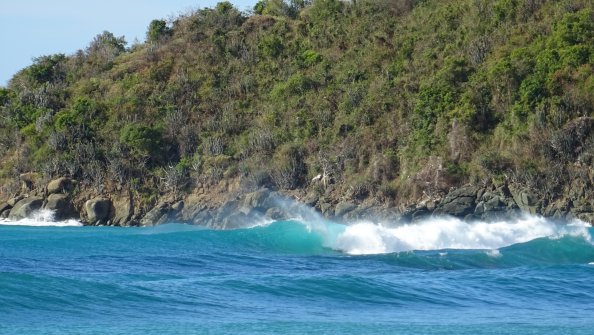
[0,209,82,227]
[2,208,593,263]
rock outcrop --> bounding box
[140,202,184,226]
[9,197,44,220]
[2,173,594,227]
[47,177,75,195]
[0,203,12,218]
[44,194,77,220]
[84,198,112,225]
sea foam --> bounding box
[295,215,592,255]
[340,216,590,255]
[0,209,82,227]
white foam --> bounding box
[329,215,591,255]
[0,209,82,227]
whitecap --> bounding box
[329,215,591,255]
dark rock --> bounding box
[241,189,272,212]
[0,203,12,217]
[192,210,213,226]
[484,196,504,212]
[219,200,240,216]
[509,187,540,214]
[302,192,320,207]
[44,194,77,220]
[9,197,44,220]
[476,195,506,215]
[171,201,184,212]
[434,186,479,218]
[447,186,480,199]
[179,195,207,222]
[412,207,430,221]
[335,201,356,217]
[47,177,74,194]
[437,196,476,217]
[140,203,171,226]
[84,198,112,225]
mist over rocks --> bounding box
[2,175,594,227]
[45,193,77,220]
[9,196,44,220]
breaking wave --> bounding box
[0,209,82,227]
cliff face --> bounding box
[1,1,594,224]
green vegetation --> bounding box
[1,0,593,204]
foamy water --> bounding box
[0,209,82,227]
[2,207,591,256]
[298,215,591,255]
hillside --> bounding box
[1,0,594,225]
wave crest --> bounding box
[332,216,591,255]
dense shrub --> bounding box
[1,0,593,201]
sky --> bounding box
[0,0,255,86]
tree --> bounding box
[146,19,171,43]
[26,54,67,84]
[86,31,126,70]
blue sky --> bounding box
[0,0,256,86]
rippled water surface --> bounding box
[1,216,593,334]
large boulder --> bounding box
[7,195,25,207]
[112,194,134,226]
[434,186,480,217]
[44,194,77,220]
[84,198,112,225]
[47,177,74,195]
[9,197,44,220]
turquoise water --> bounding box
[1,218,594,334]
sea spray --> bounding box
[236,193,593,255]
[332,215,592,255]
[0,209,82,227]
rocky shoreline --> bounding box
[1,175,594,227]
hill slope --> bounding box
[1,0,594,224]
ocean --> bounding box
[1,211,593,334]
